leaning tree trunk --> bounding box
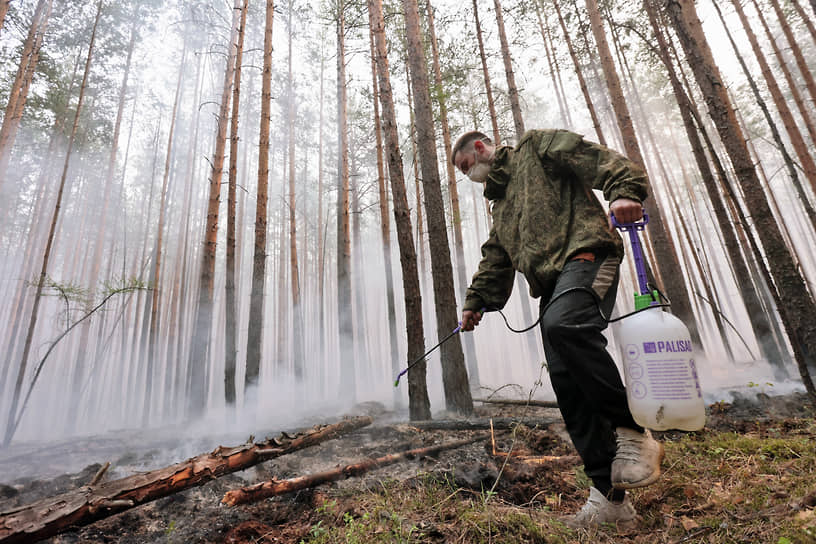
[727,0,816,195]
[336,0,356,402]
[2,0,102,447]
[187,3,241,417]
[368,0,430,420]
[644,0,786,374]
[401,0,473,415]
[767,0,816,115]
[584,0,702,349]
[714,1,816,242]
[747,0,816,146]
[665,0,816,404]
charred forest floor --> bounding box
[2,390,815,544]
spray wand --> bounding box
[393,308,485,387]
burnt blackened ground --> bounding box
[1,390,814,543]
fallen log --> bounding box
[405,416,559,431]
[222,435,484,506]
[473,397,559,409]
[0,416,372,544]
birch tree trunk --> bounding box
[2,0,102,447]
[368,0,430,420]
[665,0,816,404]
[402,0,472,415]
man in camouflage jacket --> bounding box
[452,129,664,527]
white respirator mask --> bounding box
[466,151,492,183]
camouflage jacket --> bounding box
[463,129,649,312]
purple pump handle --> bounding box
[611,212,650,296]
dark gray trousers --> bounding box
[539,255,642,493]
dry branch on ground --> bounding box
[0,416,372,544]
[222,435,485,506]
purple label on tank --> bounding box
[643,342,657,353]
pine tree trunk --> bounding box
[584,0,702,349]
[552,0,606,145]
[472,0,500,145]
[401,0,472,415]
[0,0,11,36]
[747,0,816,146]
[368,0,430,420]
[665,0,816,404]
[713,1,816,239]
[224,0,248,405]
[535,3,569,127]
[727,0,816,195]
[317,40,326,388]
[187,3,241,416]
[0,0,52,189]
[492,0,524,139]
[424,0,480,390]
[767,0,816,113]
[143,45,186,426]
[2,0,102,446]
[287,0,304,381]
[791,0,816,44]
[245,2,274,391]
[336,0,355,401]
[644,0,786,373]
[368,31,401,405]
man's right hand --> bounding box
[461,310,482,331]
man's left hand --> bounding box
[609,198,643,225]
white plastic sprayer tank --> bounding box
[618,306,706,431]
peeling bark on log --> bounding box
[0,417,372,544]
[404,417,560,431]
[473,398,559,409]
[222,436,483,506]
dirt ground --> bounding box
[1,390,814,544]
